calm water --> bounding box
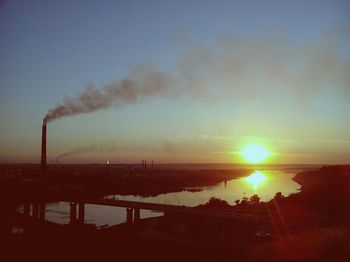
[18,169,300,228]
[18,202,162,228]
[107,169,301,206]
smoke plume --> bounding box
[45,31,350,122]
[56,141,158,160]
[45,67,174,122]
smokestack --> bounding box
[41,119,47,170]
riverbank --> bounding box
[0,164,250,210]
[2,164,350,260]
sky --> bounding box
[1,0,350,164]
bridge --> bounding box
[21,197,249,226]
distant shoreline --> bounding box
[0,162,324,170]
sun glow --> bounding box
[245,170,266,190]
[241,144,271,164]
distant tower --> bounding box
[41,119,47,170]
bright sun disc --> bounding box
[241,144,270,164]
[245,170,266,190]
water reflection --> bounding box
[18,169,300,227]
[109,169,301,206]
[18,202,162,227]
[244,170,266,190]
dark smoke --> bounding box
[45,31,350,122]
[45,67,174,122]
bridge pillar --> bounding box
[32,202,39,218]
[78,202,85,224]
[70,202,77,224]
[23,202,30,216]
[164,210,173,217]
[126,208,133,224]
[134,208,140,222]
[39,202,45,220]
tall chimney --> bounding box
[41,119,47,170]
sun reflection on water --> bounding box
[244,170,267,190]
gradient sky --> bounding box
[1,0,350,164]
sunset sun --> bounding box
[241,144,271,164]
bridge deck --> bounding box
[63,198,248,220]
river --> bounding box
[18,168,301,228]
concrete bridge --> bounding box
[22,198,248,225]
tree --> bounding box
[206,197,229,208]
[250,194,260,205]
[240,196,248,207]
[274,192,284,201]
